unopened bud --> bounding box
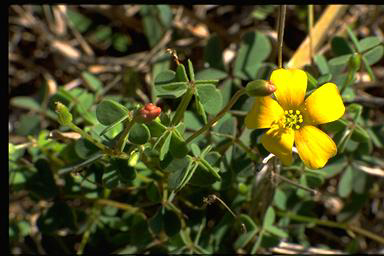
[245,80,276,97]
[55,102,72,125]
[128,150,140,167]
[137,103,161,123]
[348,53,361,71]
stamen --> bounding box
[281,109,304,130]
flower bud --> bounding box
[137,103,162,123]
[55,101,72,125]
[348,53,361,71]
[245,80,276,97]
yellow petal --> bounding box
[294,125,337,169]
[245,97,284,129]
[270,69,307,110]
[303,83,345,125]
[261,126,294,165]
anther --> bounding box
[296,110,300,115]
[289,110,293,114]
[295,125,300,129]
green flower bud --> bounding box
[55,102,73,126]
[128,150,140,167]
[348,53,361,71]
[245,80,276,97]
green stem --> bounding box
[340,68,355,95]
[276,210,384,244]
[171,86,195,126]
[115,116,137,152]
[277,5,287,69]
[68,123,108,151]
[186,88,246,144]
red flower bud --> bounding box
[137,103,161,122]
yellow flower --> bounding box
[245,69,345,169]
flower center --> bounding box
[282,109,303,130]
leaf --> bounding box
[15,114,40,136]
[163,209,181,237]
[191,144,201,157]
[81,71,103,92]
[195,68,228,80]
[362,45,384,66]
[317,73,332,86]
[67,9,91,33]
[328,54,352,67]
[74,138,99,159]
[187,59,195,81]
[128,123,150,145]
[265,225,288,238]
[195,95,208,124]
[112,158,137,182]
[331,36,353,56]
[338,167,353,198]
[175,64,189,82]
[168,156,193,191]
[169,130,188,159]
[314,54,330,75]
[100,115,128,137]
[359,36,382,52]
[234,31,271,80]
[154,70,176,85]
[155,82,188,98]
[96,99,128,126]
[273,189,287,210]
[263,206,275,228]
[204,34,225,70]
[155,131,172,161]
[351,124,370,143]
[196,84,223,115]
[146,182,161,202]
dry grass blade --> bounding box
[287,5,349,68]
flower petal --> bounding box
[303,83,345,125]
[294,125,337,169]
[245,96,284,129]
[261,126,294,165]
[270,69,307,110]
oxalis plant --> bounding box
[10,5,384,254]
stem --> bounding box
[186,88,246,144]
[276,210,384,244]
[340,68,355,95]
[68,123,108,151]
[308,5,314,65]
[115,116,137,151]
[277,5,287,68]
[171,86,195,126]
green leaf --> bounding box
[306,72,318,89]
[96,99,128,125]
[359,36,382,52]
[317,73,332,86]
[328,54,353,67]
[15,114,40,136]
[67,9,91,33]
[195,68,228,80]
[163,209,181,237]
[196,84,223,115]
[156,131,172,161]
[176,64,189,82]
[265,225,288,238]
[318,156,347,178]
[191,144,201,157]
[27,159,58,199]
[128,123,150,145]
[263,206,275,228]
[168,156,193,191]
[195,95,208,124]
[103,167,120,189]
[362,45,384,66]
[234,31,271,80]
[112,158,137,182]
[169,130,188,159]
[155,82,188,99]
[113,33,132,52]
[146,182,161,202]
[273,189,287,210]
[204,34,225,70]
[338,167,353,198]
[81,71,103,92]
[331,36,353,56]
[74,138,99,159]
[11,96,41,110]
[155,70,176,85]
[187,59,195,81]
[100,115,129,137]
[146,119,167,137]
[351,124,370,143]
[314,54,330,75]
